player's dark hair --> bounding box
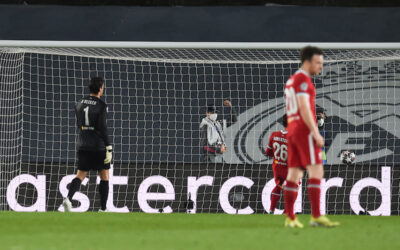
[300,46,324,64]
[89,77,104,94]
[282,114,288,128]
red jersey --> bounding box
[284,69,316,133]
[266,130,288,169]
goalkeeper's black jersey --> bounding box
[75,96,110,151]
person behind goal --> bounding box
[63,77,113,212]
[283,46,339,228]
[265,114,289,214]
[316,108,327,165]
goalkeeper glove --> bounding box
[104,145,112,164]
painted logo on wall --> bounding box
[223,60,400,164]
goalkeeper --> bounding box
[63,77,112,212]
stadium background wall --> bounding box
[20,54,400,165]
[0,5,399,42]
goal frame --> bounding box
[0,40,400,49]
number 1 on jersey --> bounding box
[83,106,90,126]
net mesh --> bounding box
[0,46,399,214]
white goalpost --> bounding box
[0,41,399,214]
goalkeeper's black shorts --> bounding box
[77,150,110,171]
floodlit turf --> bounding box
[1,212,399,250]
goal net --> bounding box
[0,42,399,215]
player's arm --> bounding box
[98,105,112,163]
[228,106,238,124]
[97,105,110,145]
[297,95,324,148]
[223,100,237,126]
[75,103,82,128]
[265,134,274,157]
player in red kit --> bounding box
[266,114,288,214]
[283,46,339,228]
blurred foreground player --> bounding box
[63,77,112,212]
[265,114,288,214]
[283,46,339,228]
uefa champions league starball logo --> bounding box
[223,60,400,164]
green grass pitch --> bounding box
[1,212,399,250]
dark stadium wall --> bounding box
[0,5,399,41]
[5,0,400,7]
[20,55,400,165]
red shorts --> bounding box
[287,128,323,169]
[273,165,288,186]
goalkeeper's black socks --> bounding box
[99,180,109,210]
[67,177,82,201]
